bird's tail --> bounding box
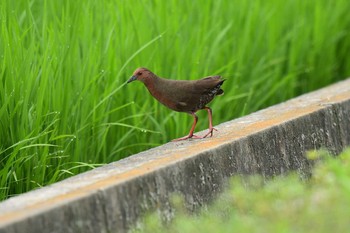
[216,89,224,95]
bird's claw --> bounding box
[172,128,217,141]
[203,127,217,138]
[172,134,202,141]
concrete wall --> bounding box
[0,79,350,233]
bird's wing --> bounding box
[154,76,224,112]
[191,76,224,95]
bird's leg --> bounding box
[202,107,217,138]
[172,112,202,141]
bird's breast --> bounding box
[144,82,181,111]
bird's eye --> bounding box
[137,72,142,75]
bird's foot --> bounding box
[203,127,217,138]
[172,134,202,142]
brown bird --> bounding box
[127,67,225,141]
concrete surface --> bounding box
[0,79,350,233]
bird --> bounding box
[127,67,225,141]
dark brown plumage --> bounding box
[127,67,225,141]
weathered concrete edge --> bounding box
[0,79,349,233]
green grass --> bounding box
[134,148,350,233]
[1,0,350,200]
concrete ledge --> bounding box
[1,79,350,233]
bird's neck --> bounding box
[143,74,159,91]
[143,75,164,101]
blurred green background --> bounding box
[135,149,350,233]
[0,0,350,200]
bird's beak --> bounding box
[127,75,137,83]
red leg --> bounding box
[172,112,202,141]
[202,107,217,138]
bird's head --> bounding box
[127,67,153,84]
